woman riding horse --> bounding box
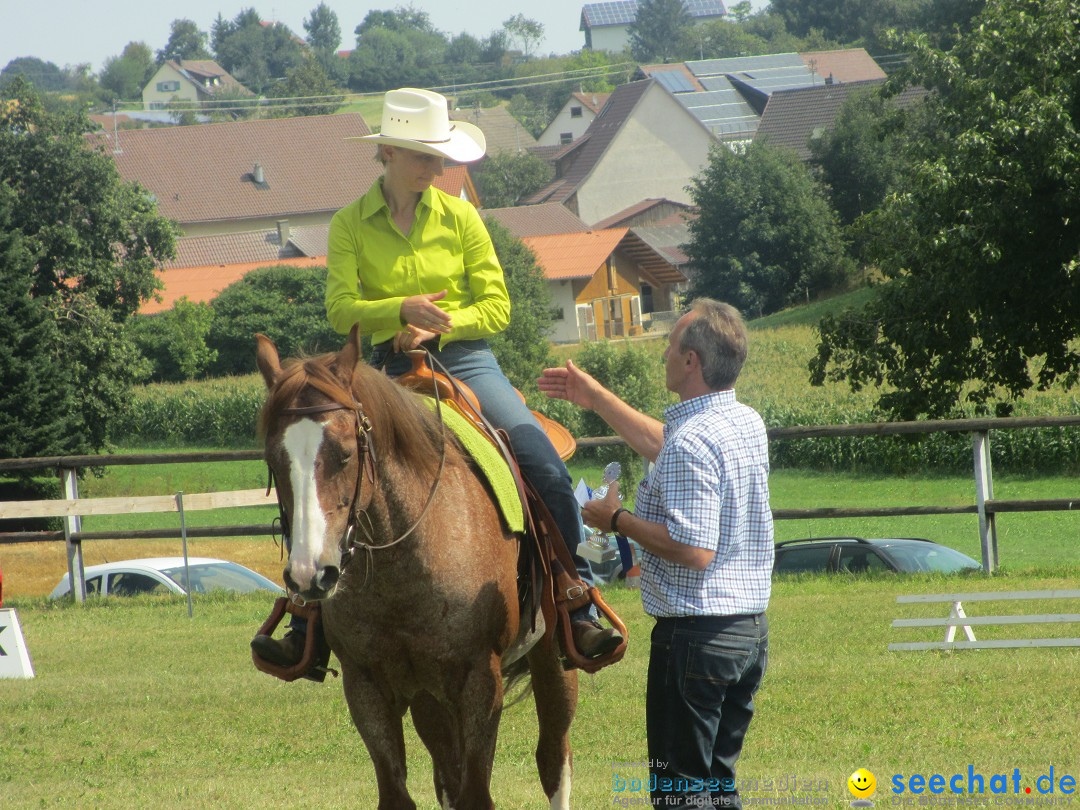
[252,87,622,666]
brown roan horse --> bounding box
[255,327,579,810]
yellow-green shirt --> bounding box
[325,180,510,347]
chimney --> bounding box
[253,163,265,184]
[276,219,290,245]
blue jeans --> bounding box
[647,613,769,809]
[371,339,597,599]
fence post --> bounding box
[59,466,87,602]
[972,430,997,574]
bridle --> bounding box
[266,369,448,578]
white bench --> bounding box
[889,590,1080,651]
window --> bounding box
[107,572,168,596]
[640,283,654,314]
[560,132,573,145]
[551,307,565,321]
[774,545,833,574]
[156,80,181,92]
[570,106,583,118]
[837,546,889,574]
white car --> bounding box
[49,557,285,599]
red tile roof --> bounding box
[592,198,693,229]
[450,106,538,155]
[97,114,376,226]
[572,92,611,114]
[482,203,590,237]
[521,229,628,280]
[142,256,324,314]
[799,49,887,83]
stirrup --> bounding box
[556,587,628,674]
[251,597,337,683]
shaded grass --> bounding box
[3,575,1079,808]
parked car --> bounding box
[773,537,981,575]
[49,557,285,600]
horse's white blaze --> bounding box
[549,758,571,810]
[282,419,329,587]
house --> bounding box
[142,60,253,111]
[482,201,684,341]
[139,165,480,314]
[580,0,726,52]
[518,228,686,342]
[637,48,887,144]
[537,91,611,147]
[100,114,377,238]
[449,105,538,155]
[754,80,926,161]
[523,79,716,224]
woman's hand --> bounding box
[400,290,453,334]
[392,325,439,353]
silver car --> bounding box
[49,557,285,599]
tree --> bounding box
[1,57,67,91]
[212,8,304,94]
[128,298,218,382]
[685,142,853,317]
[0,78,177,455]
[809,85,919,228]
[812,0,1080,419]
[629,0,692,63]
[347,8,447,92]
[483,220,555,392]
[99,42,155,101]
[503,14,545,60]
[267,52,344,117]
[207,265,341,376]
[304,2,341,52]
[157,19,212,63]
[474,151,554,208]
[0,185,79,460]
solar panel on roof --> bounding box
[688,53,804,78]
[583,0,725,27]
[653,71,696,94]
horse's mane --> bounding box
[260,352,447,480]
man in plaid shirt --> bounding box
[538,299,773,809]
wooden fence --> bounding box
[2,415,1079,600]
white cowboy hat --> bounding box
[349,87,486,164]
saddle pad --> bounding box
[422,398,524,533]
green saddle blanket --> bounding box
[422,398,524,533]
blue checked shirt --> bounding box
[634,390,774,617]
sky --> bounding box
[1,0,599,75]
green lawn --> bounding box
[4,575,1079,808]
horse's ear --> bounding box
[255,333,282,389]
[336,324,362,381]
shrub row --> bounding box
[114,372,1080,475]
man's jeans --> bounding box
[647,613,769,809]
[371,339,596,593]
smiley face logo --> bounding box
[848,768,877,799]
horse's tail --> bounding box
[502,657,534,708]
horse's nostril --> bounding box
[317,566,340,592]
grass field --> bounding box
[3,575,1079,809]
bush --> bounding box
[207,265,342,377]
[128,298,217,382]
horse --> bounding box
[255,326,579,810]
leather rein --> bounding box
[267,357,449,571]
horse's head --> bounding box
[255,327,367,602]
